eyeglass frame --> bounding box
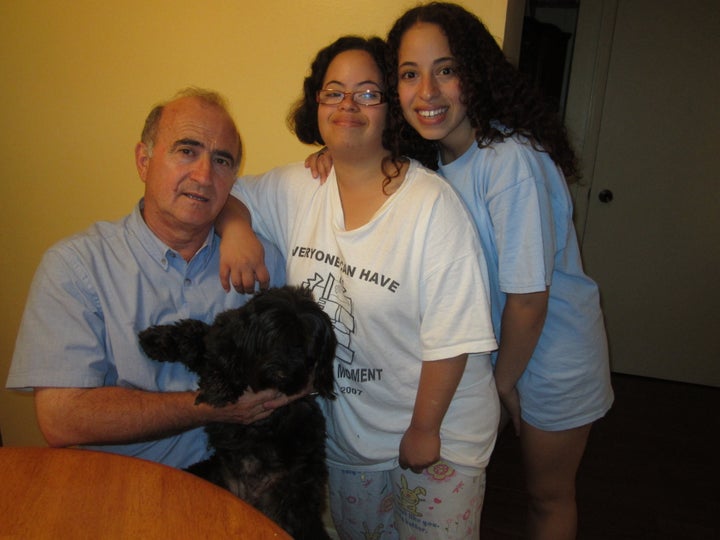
[316,89,386,107]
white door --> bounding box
[565,0,720,386]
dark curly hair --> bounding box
[386,2,580,183]
[287,36,405,190]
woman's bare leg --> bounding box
[520,421,592,540]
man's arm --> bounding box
[34,386,289,447]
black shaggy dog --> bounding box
[138,286,336,540]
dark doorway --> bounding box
[518,0,579,117]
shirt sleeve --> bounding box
[486,145,556,294]
[231,163,318,255]
[419,186,498,360]
[7,246,109,390]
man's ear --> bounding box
[135,142,150,183]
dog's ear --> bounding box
[311,331,337,400]
[297,293,337,400]
[138,319,210,374]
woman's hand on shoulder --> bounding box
[304,147,333,184]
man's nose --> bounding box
[191,154,213,183]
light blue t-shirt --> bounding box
[6,201,285,467]
[440,138,614,430]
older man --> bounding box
[6,88,286,468]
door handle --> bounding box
[598,189,614,203]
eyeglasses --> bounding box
[316,89,386,107]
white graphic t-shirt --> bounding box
[232,160,499,474]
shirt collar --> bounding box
[128,199,216,270]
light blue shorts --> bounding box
[517,361,614,431]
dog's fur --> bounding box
[139,286,336,540]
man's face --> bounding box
[135,96,240,243]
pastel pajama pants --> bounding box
[328,461,486,540]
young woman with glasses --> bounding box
[218,35,500,539]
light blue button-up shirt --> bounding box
[7,201,285,467]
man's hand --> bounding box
[209,381,316,424]
[206,388,281,424]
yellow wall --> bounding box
[0,0,509,446]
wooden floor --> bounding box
[480,373,719,539]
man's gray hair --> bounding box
[140,87,242,169]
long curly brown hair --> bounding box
[386,2,580,183]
